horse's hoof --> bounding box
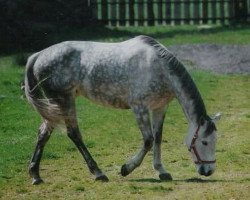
[32,178,44,185]
[159,173,173,181]
[121,164,130,177]
[95,175,109,182]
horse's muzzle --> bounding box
[198,165,214,176]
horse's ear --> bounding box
[211,112,221,123]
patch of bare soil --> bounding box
[169,44,250,74]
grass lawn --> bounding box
[0,25,249,199]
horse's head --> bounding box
[186,112,221,176]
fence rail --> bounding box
[90,0,250,26]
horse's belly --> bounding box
[79,84,129,109]
[84,93,130,109]
[148,95,174,110]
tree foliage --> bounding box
[0,0,90,53]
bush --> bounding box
[0,0,91,54]
[13,53,30,67]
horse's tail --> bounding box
[25,53,62,124]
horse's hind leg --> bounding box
[121,105,154,177]
[63,100,109,182]
[152,108,172,181]
[29,120,54,185]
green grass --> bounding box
[0,25,250,199]
[54,24,250,46]
[5,24,250,55]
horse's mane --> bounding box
[139,35,208,123]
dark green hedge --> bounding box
[0,0,91,54]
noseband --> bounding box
[188,124,216,164]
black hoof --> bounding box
[159,173,173,181]
[95,175,109,182]
[32,178,44,185]
[121,164,130,177]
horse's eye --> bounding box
[202,141,208,146]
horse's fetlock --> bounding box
[121,164,130,176]
[154,163,162,170]
[29,162,36,172]
[87,160,98,174]
[95,175,109,182]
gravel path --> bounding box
[169,44,250,74]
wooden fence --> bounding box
[90,0,250,26]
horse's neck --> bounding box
[166,65,207,126]
[139,36,206,126]
[173,81,197,125]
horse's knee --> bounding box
[144,136,154,151]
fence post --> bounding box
[233,0,248,22]
[147,0,155,26]
[91,0,98,21]
[220,0,225,24]
[211,0,217,24]
[184,0,190,24]
[110,0,117,26]
[202,0,208,24]
[119,0,126,26]
[101,0,108,25]
[165,0,171,24]
[241,0,248,21]
[248,0,250,18]
[157,0,163,25]
[129,0,135,26]
[193,0,200,24]
[138,0,144,26]
[174,0,181,25]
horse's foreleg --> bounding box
[65,118,109,182]
[152,108,172,181]
[121,105,153,177]
[29,121,53,185]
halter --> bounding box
[188,123,216,164]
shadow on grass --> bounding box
[129,177,250,184]
[129,177,219,184]
[129,178,163,183]
[184,177,222,183]
[180,177,250,183]
[0,175,12,180]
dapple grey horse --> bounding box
[25,35,221,184]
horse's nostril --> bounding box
[205,169,213,176]
[199,165,205,175]
[199,165,213,176]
